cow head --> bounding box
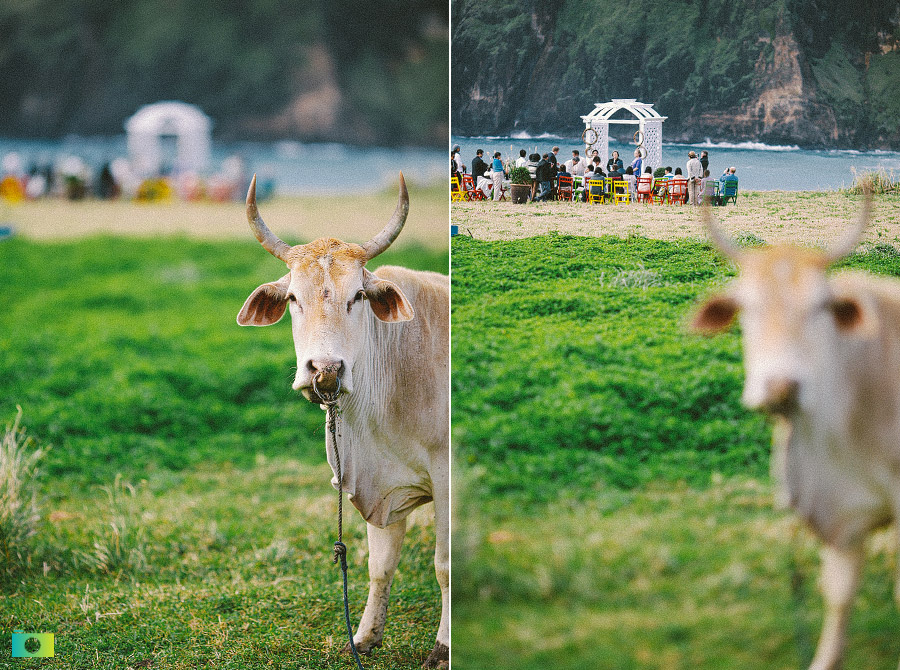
[237,174,414,403]
[691,192,873,415]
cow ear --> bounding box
[690,294,739,334]
[363,269,414,322]
[237,274,291,326]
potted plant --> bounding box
[508,166,531,204]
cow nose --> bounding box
[307,359,345,395]
[761,378,800,413]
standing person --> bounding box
[606,150,623,173]
[491,151,506,201]
[535,153,553,201]
[699,150,709,173]
[516,149,528,168]
[630,149,642,181]
[471,149,493,197]
[471,149,488,180]
[686,151,703,206]
[451,145,462,181]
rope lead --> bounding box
[314,372,365,670]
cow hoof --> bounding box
[422,642,449,668]
[343,638,380,656]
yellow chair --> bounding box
[450,176,465,201]
[587,179,605,204]
[612,179,630,205]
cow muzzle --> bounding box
[745,377,800,415]
[303,360,346,404]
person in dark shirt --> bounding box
[535,153,553,201]
[471,149,488,179]
[606,150,624,173]
[700,150,709,173]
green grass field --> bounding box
[451,232,900,669]
[0,234,448,669]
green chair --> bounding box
[720,179,738,205]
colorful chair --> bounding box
[557,174,574,201]
[635,175,653,203]
[587,179,605,204]
[668,178,688,205]
[720,179,738,205]
[652,178,669,204]
[612,179,630,205]
[461,174,485,200]
[450,176,465,202]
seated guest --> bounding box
[623,166,636,198]
[670,167,688,203]
[588,167,606,202]
[717,166,738,204]
[526,153,540,200]
[516,149,528,168]
[565,150,585,177]
[700,169,717,204]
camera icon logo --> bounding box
[11,630,54,658]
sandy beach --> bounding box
[452,190,900,248]
[1,185,448,250]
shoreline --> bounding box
[451,190,900,247]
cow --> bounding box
[689,193,900,670]
[237,174,449,668]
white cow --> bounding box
[237,174,449,668]
[691,195,900,670]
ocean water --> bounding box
[0,136,444,196]
[452,134,900,191]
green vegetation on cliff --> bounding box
[0,0,448,145]
[452,0,900,148]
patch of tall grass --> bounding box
[0,407,45,574]
[845,168,900,194]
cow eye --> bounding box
[347,290,365,313]
[287,293,297,302]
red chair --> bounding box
[635,175,653,203]
[668,178,688,205]
[652,178,669,204]
[557,174,574,201]
[461,174,485,201]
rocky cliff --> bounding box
[451,0,900,149]
[0,0,448,146]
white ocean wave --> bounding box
[509,131,564,140]
[681,139,801,151]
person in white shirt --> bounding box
[515,149,528,168]
[686,151,703,206]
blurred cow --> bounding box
[237,174,449,668]
[691,193,900,670]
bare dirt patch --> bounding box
[2,186,448,250]
[452,191,900,248]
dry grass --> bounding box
[451,190,900,249]
[0,408,45,573]
[1,184,448,249]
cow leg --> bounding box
[809,544,864,670]
[423,494,449,669]
[346,517,407,655]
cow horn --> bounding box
[824,179,873,264]
[702,203,740,260]
[363,172,409,260]
[247,174,292,262]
